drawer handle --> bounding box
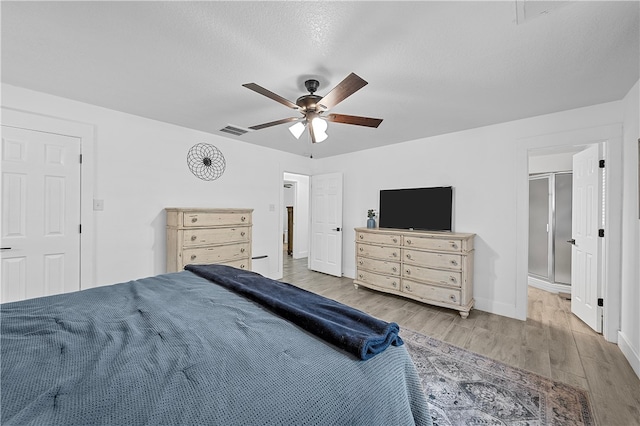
[405,269,411,275]
[406,253,412,260]
[240,248,245,253]
[190,255,197,260]
[450,242,458,249]
[241,216,246,222]
[450,276,457,284]
[450,260,458,266]
[191,217,198,223]
[450,294,457,302]
[392,282,397,288]
[191,235,197,241]
[241,231,246,237]
[359,260,363,265]
[392,238,397,243]
[359,247,364,252]
[240,264,245,269]
[405,284,412,292]
[392,252,397,257]
[392,266,397,272]
[359,274,363,279]
[359,234,363,239]
[406,239,412,245]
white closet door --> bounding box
[309,172,343,277]
[1,126,81,302]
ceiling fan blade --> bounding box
[326,113,383,128]
[242,83,300,110]
[248,117,302,131]
[317,73,368,111]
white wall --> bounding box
[312,100,624,321]
[2,84,311,284]
[619,80,640,376]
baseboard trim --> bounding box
[528,275,571,294]
[618,331,640,379]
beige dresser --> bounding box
[354,227,475,318]
[166,208,253,273]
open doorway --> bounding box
[517,124,623,342]
[282,172,310,268]
[528,146,583,295]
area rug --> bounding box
[402,329,596,426]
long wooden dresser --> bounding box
[166,208,253,273]
[354,227,475,318]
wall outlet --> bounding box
[93,199,104,211]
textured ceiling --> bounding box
[2,1,638,158]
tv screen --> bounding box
[378,186,453,231]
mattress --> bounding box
[1,269,431,425]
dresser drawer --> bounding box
[403,249,463,271]
[403,235,463,253]
[183,227,250,247]
[220,258,250,270]
[402,279,462,306]
[356,270,400,292]
[403,264,462,288]
[356,231,401,246]
[356,243,400,261]
[183,243,250,264]
[183,212,251,227]
[357,256,400,276]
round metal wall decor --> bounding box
[187,143,226,181]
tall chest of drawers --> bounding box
[166,208,253,273]
[354,227,475,318]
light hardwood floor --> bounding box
[282,256,640,426]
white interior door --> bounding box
[309,172,343,277]
[570,144,602,332]
[1,126,81,302]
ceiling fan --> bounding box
[242,73,383,144]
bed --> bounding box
[1,264,431,425]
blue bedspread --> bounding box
[1,270,431,425]
[185,263,402,360]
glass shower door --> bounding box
[528,177,550,279]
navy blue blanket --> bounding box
[185,264,403,360]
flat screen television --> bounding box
[378,186,453,231]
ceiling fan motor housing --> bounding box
[296,94,322,112]
[304,79,319,94]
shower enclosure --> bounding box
[528,172,573,287]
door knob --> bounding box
[567,239,576,245]
[332,227,341,231]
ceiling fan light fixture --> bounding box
[289,121,306,139]
[311,117,328,142]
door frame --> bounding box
[2,107,95,289]
[516,123,623,342]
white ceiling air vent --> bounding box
[219,124,252,136]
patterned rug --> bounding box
[402,329,596,426]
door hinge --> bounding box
[80,154,83,164]
[79,224,82,234]
[597,298,604,307]
[598,229,605,237]
[599,159,605,168]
